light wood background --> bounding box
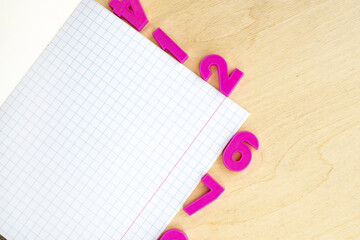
[93,0,360,239]
[1,1,357,240]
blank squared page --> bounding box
[0,0,248,239]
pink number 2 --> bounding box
[199,54,244,97]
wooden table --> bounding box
[94,0,360,239]
[1,1,358,239]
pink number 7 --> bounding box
[183,174,224,216]
[199,54,244,97]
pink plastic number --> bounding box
[160,229,188,240]
[109,0,148,31]
[199,54,244,97]
[183,174,224,216]
[153,28,189,64]
[222,131,259,172]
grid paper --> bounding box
[0,0,248,239]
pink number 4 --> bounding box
[183,174,224,216]
[200,54,244,97]
[109,0,148,31]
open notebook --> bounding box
[0,0,248,239]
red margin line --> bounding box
[120,97,226,239]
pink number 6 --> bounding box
[223,131,259,171]
[199,54,244,97]
[160,229,188,240]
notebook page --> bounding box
[0,0,248,239]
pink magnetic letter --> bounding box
[199,54,244,97]
[183,174,224,216]
[109,0,148,31]
[160,229,188,240]
[222,131,259,172]
[153,28,189,63]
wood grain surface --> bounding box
[2,0,359,239]
[93,0,360,239]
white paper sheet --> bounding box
[0,0,248,239]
